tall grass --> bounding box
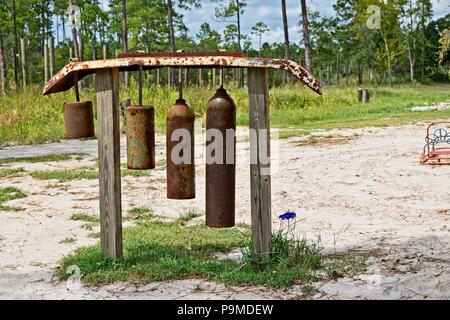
[0,83,449,145]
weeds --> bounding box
[0,186,27,211]
[127,207,154,221]
[0,153,85,165]
[70,213,100,224]
[1,84,449,145]
[0,167,26,178]
[59,211,365,288]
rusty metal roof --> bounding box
[43,54,322,95]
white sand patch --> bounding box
[0,123,450,299]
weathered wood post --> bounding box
[95,67,123,260]
[248,68,272,258]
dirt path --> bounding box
[0,123,449,300]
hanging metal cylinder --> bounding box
[126,106,155,169]
[205,86,236,228]
[63,101,95,139]
[126,64,155,170]
[166,98,196,199]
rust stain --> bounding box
[43,54,322,96]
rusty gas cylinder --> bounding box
[166,98,195,199]
[63,101,95,139]
[205,87,236,228]
[126,106,155,170]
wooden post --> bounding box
[20,38,27,87]
[95,68,123,261]
[44,43,49,84]
[49,36,55,77]
[247,68,272,259]
[212,68,216,87]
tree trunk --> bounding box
[407,43,414,83]
[236,0,243,88]
[40,1,45,54]
[357,60,363,86]
[0,32,7,95]
[281,0,290,83]
[336,53,340,85]
[345,61,349,85]
[69,0,80,59]
[62,15,66,43]
[300,0,313,72]
[381,29,392,86]
[167,0,176,87]
[122,0,129,90]
[12,0,19,89]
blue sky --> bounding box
[178,0,449,48]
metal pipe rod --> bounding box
[138,65,143,106]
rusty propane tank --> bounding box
[126,106,156,169]
[63,101,95,139]
[166,98,196,199]
[205,87,236,228]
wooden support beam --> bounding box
[95,68,123,261]
[248,68,272,259]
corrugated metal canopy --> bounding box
[43,53,322,95]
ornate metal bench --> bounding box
[420,121,450,165]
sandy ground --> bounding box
[0,122,449,300]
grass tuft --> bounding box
[0,186,27,211]
[127,207,155,221]
[58,218,365,288]
[176,209,204,225]
[0,153,85,165]
[30,168,150,182]
[70,213,100,224]
[0,167,26,178]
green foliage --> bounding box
[58,217,365,288]
[0,167,25,178]
[0,153,84,165]
[0,84,449,145]
[0,186,27,211]
[70,213,100,223]
[127,207,154,221]
[29,167,149,181]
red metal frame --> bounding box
[420,121,450,165]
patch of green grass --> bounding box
[127,207,154,221]
[70,213,99,224]
[30,167,149,182]
[30,169,98,181]
[1,84,449,145]
[60,237,77,244]
[0,186,27,201]
[59,219,366,288]
[176,209,203,225]
[155,159,167,170]
[0,167,26,178]
[277,129,311,140]
[0,186,27,211]
[0,204,25,212]
[0,153,85,165]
